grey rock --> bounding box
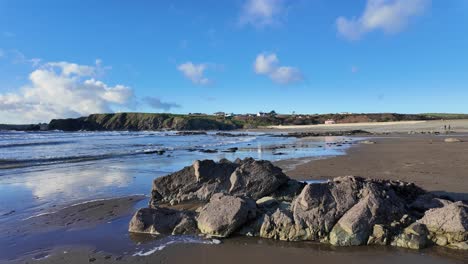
[229,159,289,199]
[197,193,257,237]
[417,201,468,248]
[291,176,364,241]
[128,207,197,235]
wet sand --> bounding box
[15,237,468,264]
[282,135,468,201]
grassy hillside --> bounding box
[47,112,468,131]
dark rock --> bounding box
[128,207,197,235]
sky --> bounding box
[1,0,468,123]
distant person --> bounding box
[444,125,447,130]
[448,125,451,131]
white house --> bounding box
[324,119,336,125]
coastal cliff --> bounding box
[48,113,242,131]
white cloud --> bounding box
[0,60,134,124]
[336,0,430,40]
[239,0,285,27]
[254,53,302,85]
[177,62,210,85]
[143,97,181,111]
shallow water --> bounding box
[0,131,358,261]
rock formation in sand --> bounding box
[129,158,468,250]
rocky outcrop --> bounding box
[150,158,292,206]
[130,159,467,251]
[48,113,241,131]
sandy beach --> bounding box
[280,135,468,201]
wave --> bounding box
[0,141,74,149]
[0,147,172,169]
[132,236,219,256]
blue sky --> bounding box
[1,0,467,123]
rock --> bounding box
[444,138,462,143]
[417,201,468,248]
[367,224,389,245]
[151,159,238,205]
[197,193,257,237]
[329,183,407,246]
[391,223,429,249]
[229,159,289,200]
[256,196,279,208]
[291,176,364,241]
[259,208,304,241]
[360,140,376,144]
[151,158,291,206]
[128,207,197,235]
[271,180,306,202]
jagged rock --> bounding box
[151,158,292,206]
[367,224,389,245]
[197,193,257,237]
[151,159,238,206]
[229,159,289,199]
[259,208,305,241]
[131,159,467,251]
[391,223,429,249]
[291,176,364,241]
[329,183,407,246]
[128,207,197,235]
[417,201,468,249]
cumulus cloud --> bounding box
[0,60,134,123]
[143,96,181,111]
[239,0,286,27]
[254,53,302,84]
[177,62,210,85]
[336,0,430,40]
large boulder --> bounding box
[229,159,289,199]
[197,193,257,237]
[417,201,468,249]
[151,158,295,206]
[128,207,197,235]
[151,159,238,206]
[329,183,406,246]
[291,176,364,241]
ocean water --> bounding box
[0,130,356,260]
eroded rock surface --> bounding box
[130,158,467,251]
[197,193,256,237]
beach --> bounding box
[1,122,468,263]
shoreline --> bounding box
[282,134,468,201]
